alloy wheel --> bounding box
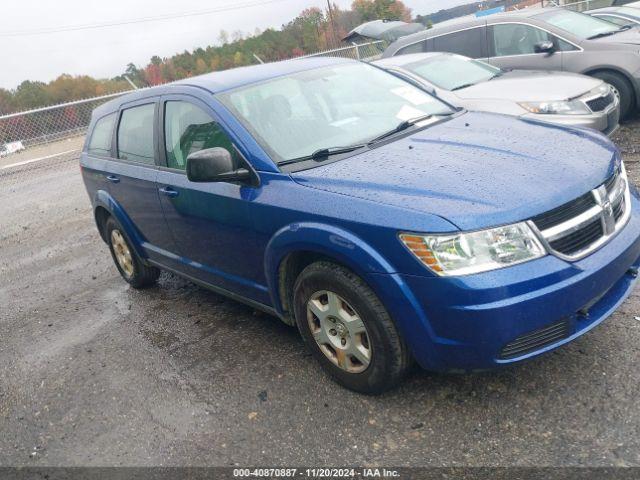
[306,290,372,373]
[111,229,134,278]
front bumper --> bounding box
[369,188,640,372]
[521,99,620,136]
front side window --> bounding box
[403,54,501,91]
[491,23,551,56]
[117,103,156,165]
[432,28,486,58]
[218,63,454,164]
[535,9,620,39]
[164,101,236,170]
[88,113,116,156]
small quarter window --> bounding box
[397,40,428,55]
[88,113,116,156]
[164,101,237,171]
[432,28,486,58]
[117,103,156,165]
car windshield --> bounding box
[217,63,454,164]
[401,55,501,91]
[615,7,640,17]
[536,9,621,38]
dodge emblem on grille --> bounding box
[597,185,617,235]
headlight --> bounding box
[519,99,591,115]
[590,83,611,97]
[400,222,546,276]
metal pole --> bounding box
[352,42,360,60]
[123,75,139,90]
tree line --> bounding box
[0,0,411,115]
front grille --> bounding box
[587,93,614,112]
[532,191,596,231]
[613,196,625,222]
[499,320,571,360]
[604,167,620,193]
[531,168,629,259]
[549,218,604,255]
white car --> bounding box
[374,52,621,135]
[0,141,26,158]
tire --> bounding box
[105,217,160,289]
[293,261,411,394]
[591,70,634,119]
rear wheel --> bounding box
[105,217,160,289]
[293,262,411,394]
[591,70,634,119]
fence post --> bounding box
[352,43,361,61]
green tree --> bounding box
[0,88,15,115]
[14,81,51,109]
[352,0,411,22]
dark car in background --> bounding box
[383,8,640,118]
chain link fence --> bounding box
[0,91,134,185]
[0,39,386,182]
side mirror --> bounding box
[534,41,555,54]
[186,147,252,184]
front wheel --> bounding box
[592,71,634,119]
[293,262,411,394]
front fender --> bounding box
[264,223,395,310]
[93,189,147,260]
[263,221,442,368]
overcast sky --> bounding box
[0,0,470,89]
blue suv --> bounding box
[81,57,640,393]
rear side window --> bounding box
[397,40,428,55]
[432,28,486,58]
[164,101,237,171]
[88,113,116,156]
[117,104,156,165]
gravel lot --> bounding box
[1,122,639,468]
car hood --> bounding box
[453,70,600,102]
[291,112,618,231]
[591,27,640,44]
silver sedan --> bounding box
[374,52,621,135]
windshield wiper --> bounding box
[279,144,367,166]
[451,82,477,91]
[367,114,440,145]
[588,25,631,40]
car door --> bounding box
[486,22,568,70]
[156,95,266,303]
[107,98,175,263]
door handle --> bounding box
[159,186,179,198]
[106,175,120,184]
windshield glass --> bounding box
[616,7,640,18]
[218,63,453,164]
[402,54,501,91]
[536,9,621,38]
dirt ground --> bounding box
[1,122,639,467]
